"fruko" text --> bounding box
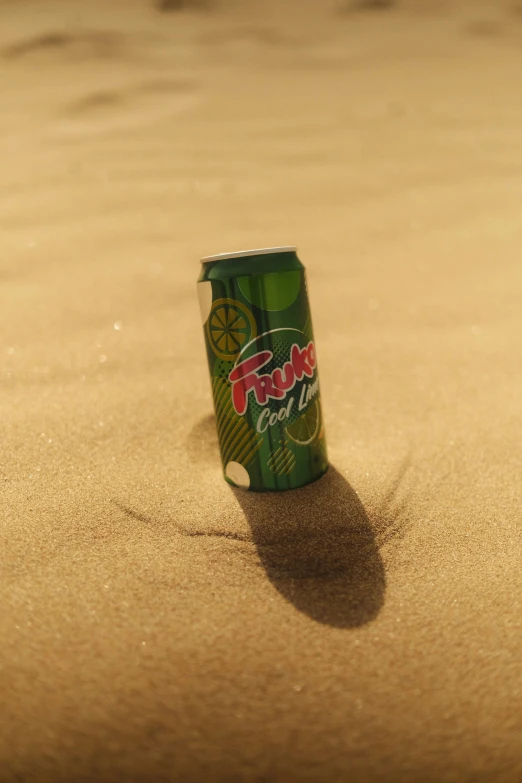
[228,342,316,416]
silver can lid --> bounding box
[200,246,297,264]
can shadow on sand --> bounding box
[187,414,411,629]
[232,465,385,628]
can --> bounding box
[197,246,328,491]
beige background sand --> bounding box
[1,1,521,781]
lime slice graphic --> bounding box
[285,400,320,446]
[207,298,256,361]
[238,271,300,312]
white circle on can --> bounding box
[197,281,213,324]
[225,461,250,489]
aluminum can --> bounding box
[198,246,328,490]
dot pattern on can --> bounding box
[214,358,235,383]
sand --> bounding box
[1,0,521,780]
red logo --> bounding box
[229,341,316,416]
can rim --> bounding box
[200,246,297,264]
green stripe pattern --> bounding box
[212,377,262,467]
[267,445,296,476]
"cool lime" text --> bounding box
[256,376,319,434]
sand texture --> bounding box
[1,1,522,781]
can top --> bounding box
[200,246,297,264]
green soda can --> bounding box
[197,246,328,491]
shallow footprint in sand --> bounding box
[2,30,125,61]
[61,77,202,136]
